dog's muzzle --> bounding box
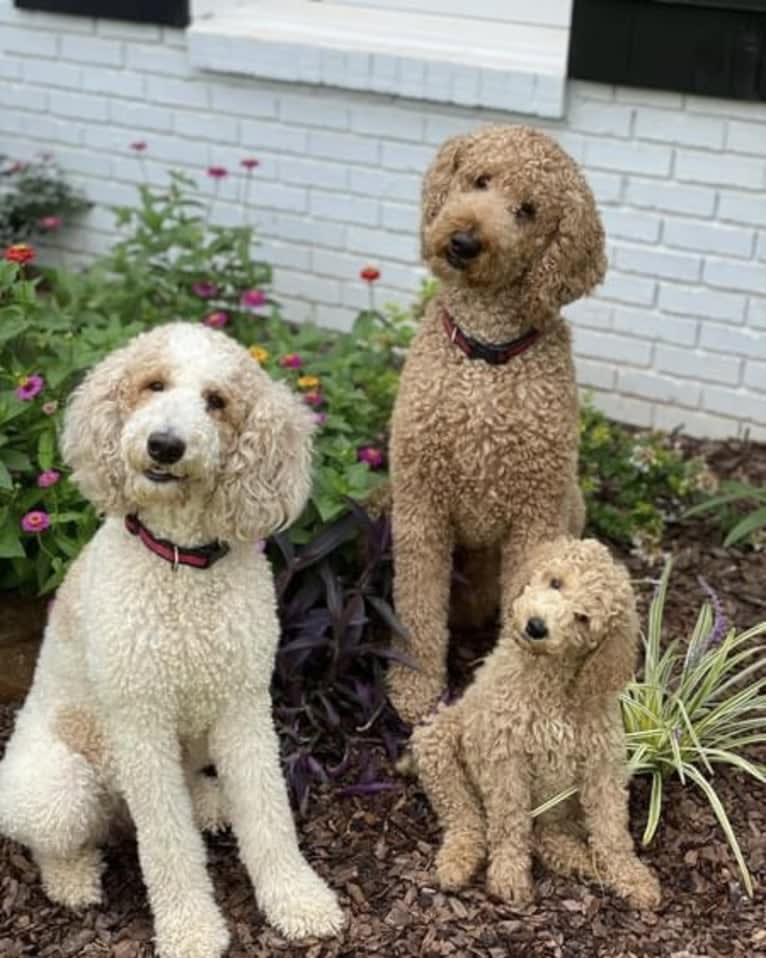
[446,230,482,269]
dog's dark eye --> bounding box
[474,174,491,190]
[550,577,562,590]
[516,202,537,221]
[575,613,589,625]
[146,381,165,392]
[205,391,226,411]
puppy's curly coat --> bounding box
[387,126,606,724]
[0,324,343,958]
[412,537,661,910]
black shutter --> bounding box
[14,0,190,28]
[569,0,766,102]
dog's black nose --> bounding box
[147,431,185,465]
[448,231,482,261]
[525,617,549,640]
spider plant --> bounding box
[684,478,766,547]
[533,559,766,895]
[621,558,766,895]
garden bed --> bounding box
[1,435,765,958]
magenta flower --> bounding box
[37,469,60,488]
[203,311,229,329]
[21,510,50,533]
[240,289,267,309]
[41,400,58,416]
[304,392,324,407]
[312,411,328,426]
[192,281,219,299]
[15,374,44,401]
[38,216,62,231]
[358,446,384,469]
[130,141,147,152]
[207,166,228,179]
[279,353,303,369]
[241,158,260,171]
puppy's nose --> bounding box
[147,431,185,465]
[448,231,482,261]
[525,617,549,640]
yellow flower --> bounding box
[297,375,320,390]
[249,345,269,364]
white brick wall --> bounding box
[2,2,765,440]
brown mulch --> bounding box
[1,437,766,957]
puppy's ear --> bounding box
[61,342,131,514]
[212,377,315,542]
[575,568,639,699]
[421,134,467,233]
[526,167,607,314]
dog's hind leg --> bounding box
[411,706,486,891]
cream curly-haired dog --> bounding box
[412,537,660,910]
[0,323,343,958]
[387,125,606,724]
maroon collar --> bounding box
[125,514,230,571]
[441,307,541,365]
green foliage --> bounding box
[1,155,89,246]
[579,400,703,556]
[684,479,766,548]
[622,560,766,895]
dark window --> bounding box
[569,0,766,102]
[14,0,189,27]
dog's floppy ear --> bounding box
[574,567,639,699]
[526,167,607,314]
[61,341,131,514]
[421,134,467,233]
[212,376,315,542]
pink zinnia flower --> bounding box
[304,392,324,407]
[203,311,229,329]
[312,412,328,426]
[15,374,44,401]
[41,400,58,416]
[358,446,384,469]
[38,216,62,231]
[130,141,147,152]
[240,289,267,309]
[37,469,60,488]
[21,510,50,533]
[207,166,228,179]
[241,158,260,171]
[192,281,219,299]
[279,353,302,369]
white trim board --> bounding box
[188,0,570,117]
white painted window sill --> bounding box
[187,0,568,118]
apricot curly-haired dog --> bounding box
[0,324,343,958]
[387,125,606,724]
[411,537,660,910]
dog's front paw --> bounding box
[618,865,661,910]
[436,829,486,891]
[264,867,344,940]
[486,857,534,905]
[155,903,230,958]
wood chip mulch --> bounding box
[2,435,766,957]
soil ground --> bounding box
[1,435,765,957]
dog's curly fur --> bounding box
[411,537,661,910]
[0,323,343,958]
[387,125,607,723]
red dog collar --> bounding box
[125,514,230,570]
[442,307,541,365]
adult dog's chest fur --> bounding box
[391,312,578,546]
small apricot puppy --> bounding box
[411,537,660,910]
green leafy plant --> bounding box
[1,154,89,246]
[579,400,703,557]
[683,479,766,548]
[622,562,766,895]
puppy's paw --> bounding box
[264,867,344,940]
[619,866,661,910]
[436,830,485,891]
[486,858,534,905]
[39,848,104,910]
[155,903,230,958]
